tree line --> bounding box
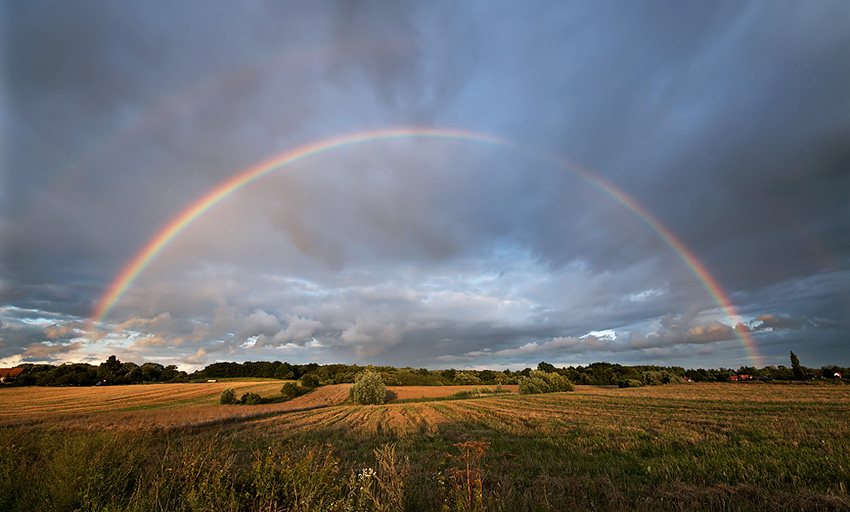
[4,351,845,387]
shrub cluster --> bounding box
[617,379,644,388]
[240,392,263,405]
[349,370,386,405]
[448,385,508,400]
[642,370,684,386]
[518,370,575,395]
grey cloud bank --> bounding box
[1,1,847,371]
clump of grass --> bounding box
[347,443,409,511]
[250,441,343,511]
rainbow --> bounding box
[87,127,761,365]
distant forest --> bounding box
[4,352,845,388]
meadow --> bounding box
[1,381,847,511]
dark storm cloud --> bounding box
[1,1,847,369]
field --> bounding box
[1,382,848,511]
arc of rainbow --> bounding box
[87,127,761,366]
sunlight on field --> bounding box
[0,381,352,431]
[0,380,285,415]
[1,382,848,510]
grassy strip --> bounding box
[389,390,513,405]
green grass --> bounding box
[388,390,513,405]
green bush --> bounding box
[280,382,300,400]
[349,370,386,405]
[518,370,575,395]
[219,387,237,405]
[300,373,319,388]
[642,370,684,386]
[449,389,473,399]
[618,379,644,388]
[240,392,263,405]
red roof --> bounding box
[0,368,23,379]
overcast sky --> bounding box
[1,1,848,371]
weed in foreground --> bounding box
[444,441,490,512]
[347,443,409,512]
[251,441,343,512]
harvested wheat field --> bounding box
[0,382,351,431]
[386,384,518,400]
[241,382,850,510]
[0,380,285,416]
[256,382,850,440]
[2,382,848,511]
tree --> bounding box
[140,362,164,381]
[280,382,300,400]
[349,370,386,405]
[98,355,124,383]
[518,370,575,395]
[220,388,237,405]
[300,373,319,388]
[537,361,556,373]
[790,351,804,380]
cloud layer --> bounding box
[1,1,848,370]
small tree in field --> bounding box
[280,382,299,399]
[790,351,804,380]
[300,373,319,388]
[350,370,386,405]
[220,387,237,405]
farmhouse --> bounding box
[0,367,23,382]
[726,374,754,382]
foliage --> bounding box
[300,373,320,389]
[10,356,846,389]
[280,382,301,400]
[349,370,386,405]
[617,379,644,388]
[347,443,408,512]
[447,386,508,400]
[642,370,684,386]
[791,351,805,379]
[240,392,263,405]
[219,387,237,405]
[518,370,575,394]
[251,442,343,511]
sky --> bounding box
[1,1,848,372]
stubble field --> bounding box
[1,382,847,511]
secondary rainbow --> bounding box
[87,127,761,366]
